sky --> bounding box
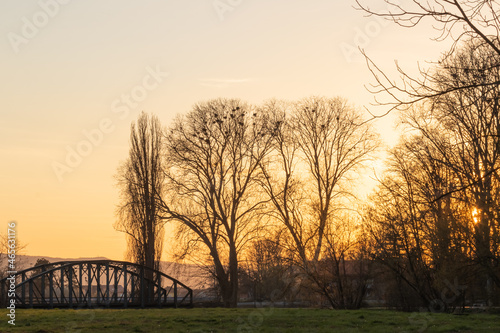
[0,0,451,261]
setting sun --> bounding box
[472,207,480,224]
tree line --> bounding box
[115,68,500,309]
[115,0,500,310]
[115,97,378,308]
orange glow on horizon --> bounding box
[1,1,448,260]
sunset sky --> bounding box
[1,0,451,260]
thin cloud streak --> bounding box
[198,78,255,88]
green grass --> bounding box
[0,308,499,332]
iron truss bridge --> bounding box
[0,260,193,308]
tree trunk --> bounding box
[227,246,239,307]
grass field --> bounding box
[0,308,499,332]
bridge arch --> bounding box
[0,260,193,308]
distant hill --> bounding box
[0,254,110,268]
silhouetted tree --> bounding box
[366,135,471,311]
[401,41,500,301]
[243,231,296,303]
[159,98,274,307]
[31,258,52,299]
[260,97,379,308]
[115,112,165,288]
[366,40,500,309]
[355,0,500,115]
[0,229,26,280]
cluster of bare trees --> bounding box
[356,0,500,310]
[115,98,378,308]
[116,75,499,309]
[365,39,500,311]
[114,0,500,310]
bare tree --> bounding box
[351,1,500,302]
[242,231,295,303]
[159,98,273,307]
[355,0,500,115]
[260,97,379,308]
[401,41,500,295]
[31,258,53,294]
[0,226,27,279]
[115,112,165,275]
[365,40,500,309]
[366,135,472,310]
